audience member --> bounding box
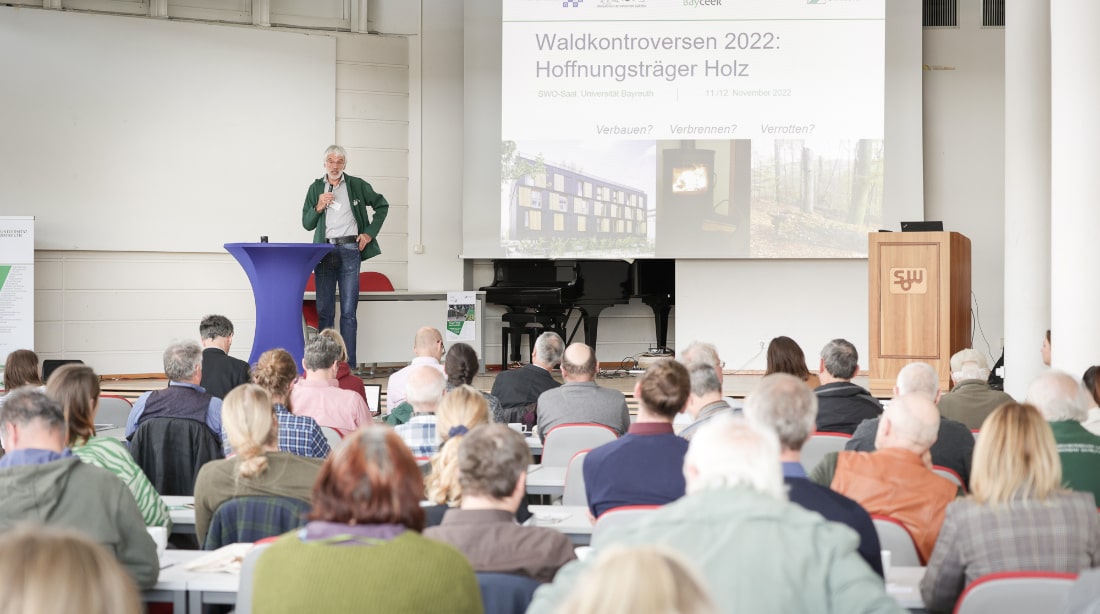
[678,361,734,440]
[193,385,323,547]
[251,426,482,614]
[744,373,883,576]
[289,335,369,435]
[1027,370,1100,506]
[424,385,491,525]
[846,362,975,487]
[810,393,957,564]
[444,342,503,422]
[48,363,170,528]
[936,349,1014,430]
[386,326,445,413]
[0,527,142,614]
[394,366,447,456]
[0,349,44,408]
[536,343,629,442]
[1042,328,1052,366]
[491,331,563,423]
[528,416,902,614]
[765,335,821,389]
[424,424,576,582]
[198,314,250,399]
[1080,365,1100,436]
[813,339,882,434]
[319,328,368,405]
[921,403,1100,612]
[0,389,158,588]
[252,349,330,459]
[554,545,717,614]
[125,339,223,442]
[583,359,690,518]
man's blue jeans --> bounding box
[314,243,361,366]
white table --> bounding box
[526,435,543,457]
[525,465,567,497]
[143,548,247,614]
[143,550,193,612]
[527,504,593,546]
[164,495,196,536]
[887,566,926,610]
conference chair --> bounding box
[541,423,618,467]
[591,505,661,547]
[96,394,133,428]
[130,418,225,496]
[871,514,921,567]
[203,496,311,550]
[954,571,1077,614]
[800,431,852,473]
[476,572,541,614]
[933,465,967,493]
[234,543,273,614]
[560,450,590,506]
[320,425,343,450]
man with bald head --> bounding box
[845,362,975,487]
[535,343,629,443]
[810,393,958,564]
[1027,370,1100,506]
[386,326,445,415]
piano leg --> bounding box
[643,298,674,354]
[577,305,613,352]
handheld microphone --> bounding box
[325,183,334,193]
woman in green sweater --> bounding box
[193,384,323,546]
[47,364,170,529]
[251,425,482,613]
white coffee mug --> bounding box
[147,526,168,559]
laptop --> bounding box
[900,221,944,232]
[364,384,382,414]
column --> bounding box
[1002,0,1050,399]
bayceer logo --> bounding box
[890,268,928,294]
[563,0,582,6]
[684,0,721,5]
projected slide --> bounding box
[501,0,885,259]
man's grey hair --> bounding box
[534,332,564,367]
[163,340,203,381]
[0,388,65,433]
[743,373,818,452]
[687,361,722,397]
[406,366,446,411]
[1027,370,1090,422]
[883,394,939,449]
[303,335,343,371]
[199,314,234,340]
[680,341,721,370]
[683,414,787,502]
[323,144,347,162]
[561,344,597,379]
[458,424,532,499]
[896,362,940,401]
[820,339,859,380]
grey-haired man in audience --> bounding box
[0,388,159,589]
[491,331,563,424]
[936,348,1014,430]
[814,338,882,434]
[125,339,223,440]
[1027,370,1100,507]
[679,360,735,440]
[198,314,251,399]
[535,343,629,443]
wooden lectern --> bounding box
[867,232,971,395]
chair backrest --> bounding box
[235,543,273,614]
[359,271,395,291]
[933,465,967,493]
[321,426,343,450]
[96,395,133,428]
[129,418,225,496]
[871,514,921,567]
[592,505,661,547]
[541,423,618,467]
[204,496,311,550]
[476,572,541,614]
[560,450,590,506]
[800,431,852,473]
[954,571,1077,614]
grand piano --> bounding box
[480,259,675,366]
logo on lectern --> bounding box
[890,268,928,294]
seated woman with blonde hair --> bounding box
[556,545,716,614]
[47,363,170,528]
[921,402,1100,612]
[251,426,481,613]
[423,384,490,526]
[0,526,141,614]
[193,384,324,547]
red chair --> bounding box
[871,514,920,566]
[800,431,852,473]
[541,423,619,467]
[953,571,1077,614]
[560,449,591,506]
[592,505,662,546]
[932,465,967,493]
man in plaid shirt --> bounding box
[275,403,331,459]
[395,366,446,457]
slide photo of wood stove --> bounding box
[655,140,751,258]
[748,139,884,258]
[500,140,656,258]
